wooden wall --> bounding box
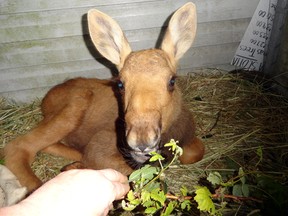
[0,0,259,102]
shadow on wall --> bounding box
[81,13,118,77]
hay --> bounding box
[0,98,42,148]
[163,70,288,215]
[168,70,288,185]
[0,70,288,214]
[183,70,288,162]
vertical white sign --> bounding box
[231,0,278,71]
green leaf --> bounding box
[238,167,246,184]
[164,139,183,156]
[164,139,179,152]
[121,200,137,211]
[241,184,250,197]
[181,200,191,211]
[151,188,166,206]
[141,189,151,203]
[127,190,135,201]
[0,159,5,165]
[233,183,250,197]
[126,190,141,206]
[130,199,141,205]
[175,145,183,156]
[143,200,154,208]
[145,181,161,192]
[128,169,142,182]
[232,184,243,196]
[161,201,176,216]
[149,151,165,162]
[256,146,263,160]
[129,165,158,182]
[164,139,178,151]
[207,172,223,185]
[255,146,263,167]
[144,207,158,214]
[194,186,216,215]
[140,165,158,181]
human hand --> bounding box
[1,169,129,216]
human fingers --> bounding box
[98,169,128,184]
[99,169,130,200]
[112,181,130,200]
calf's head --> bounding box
[88,3,197,163]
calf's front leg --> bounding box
[4,90,93,192]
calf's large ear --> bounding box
[161,2,197,64]
[88,9,132,70]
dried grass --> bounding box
[0,98,42,148]
[0,69,288,213]
[162,70,288,198]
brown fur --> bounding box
[4,2,204,192]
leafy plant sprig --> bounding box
[121,139,267,215]
[122,139,191,215]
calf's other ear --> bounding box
[161,2,197,64]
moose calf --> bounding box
[5,2,204,192]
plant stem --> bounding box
[211,193,262,203]
[159,158,164,170]
[166,194,193,200]
[143,151,179,190]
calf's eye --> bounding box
[117,80,125,91]
[168,76,176,91]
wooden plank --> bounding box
[0,18,250,70]
[0,0,258,43]
[0,4,173,43]
[0,0,157,14]
[0,62,236,103]
[0,66,113,93]
[0,42,240,93]
[0,0,259,15]
[0,59,112,82]
[0,88,50,103]
[179,43,240,69]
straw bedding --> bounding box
[0,69,287,214]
